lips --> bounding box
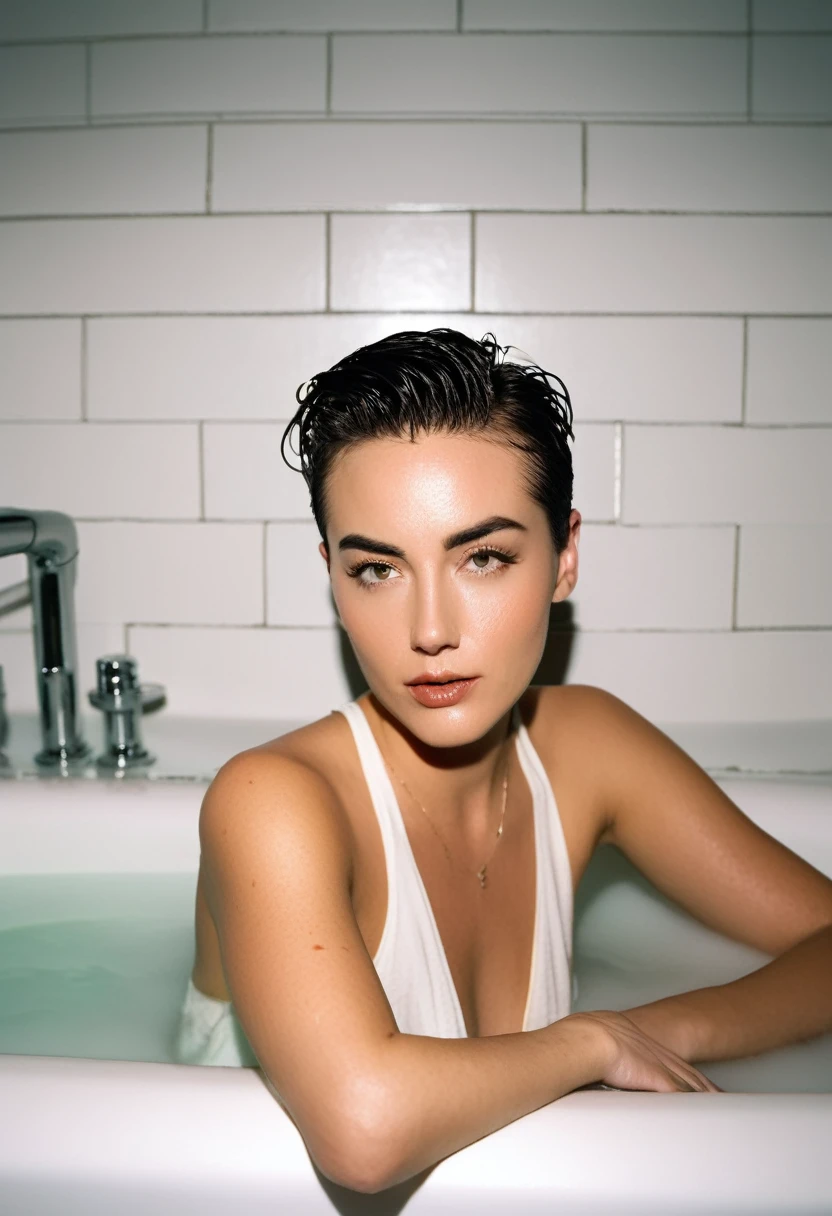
[407,676,480,708]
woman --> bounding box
[175,329,832,1194]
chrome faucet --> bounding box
[0,508,90,766]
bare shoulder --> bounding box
[198,741,356,902]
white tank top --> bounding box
[174,698,574,1066]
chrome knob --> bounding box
[88,654,165,770]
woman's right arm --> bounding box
[199,749,717,1195]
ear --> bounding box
[318,541,330,572]
[552,509,581,604]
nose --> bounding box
[409,568,460,655]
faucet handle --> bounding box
[88,654,166,770]
[89,655,166,714]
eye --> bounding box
[345,546,517,590]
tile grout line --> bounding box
[197,421,205,519]
[746,0,753,120]
[325,33,333,114]
[262,522,268,627]
[202,0,209,34]
[740,317,749,423]
[731,524,741,630]
[84,41,91,124]
[80,317,88,420]
[469,211,476,312]
[581,122,587,210]
[205,123,214,212]
[613,421,623,521]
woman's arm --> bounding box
[622,921,832,1063]
[199,749,608,1193]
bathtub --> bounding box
[1,770,831,1214]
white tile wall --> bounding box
[587,125,832,212]
[746,321,832,425]
[0,9,829,724]
[573,525,736,631]
[752,2,832,33]
[332,35,746,117]
[203,423,312,519]
[737,525,832,629]
[127,625,353,719]
[752,36,832,120]
[0,321,81,420]
[564,629,832,722]
[462,1,747,32]
[91,37,327,120]
[622,427,832,525]
[0,45,85,126]
[475,216,832,313]
[0,217,325,314]
[0,127,208,217]
[208,1,457,32]
[212,122,582,212]
[0,424,200,519]
[330,214,471,310]
[267,521,332,625]
[85,315,741,424]
[0,1,203,41]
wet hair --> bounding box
[280,327,575,556]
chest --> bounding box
[346,727,600,1038]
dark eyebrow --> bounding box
[337,515,528,560]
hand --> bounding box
[568,1010,723,1093]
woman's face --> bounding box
[320,428,581,745]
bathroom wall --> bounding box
[0,0,830,725]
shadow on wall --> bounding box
[335,601,577,701]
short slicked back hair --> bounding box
[281,328,575,556]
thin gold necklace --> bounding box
[380,718,511,890]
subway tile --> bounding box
[266,522,332,626]
[203,423,312,519]
[330,214,471,311]
[0,216,325,314]
[127,625,355,719]
[0,45,85,127]
[203,418,612,524]
[746,320,832,425]
[463,1,747,32]
[475,215,832,313]
[91,36,326,120]
[332,34,746,118]
[209,0,456,32]
[0,624,125,715]
[559,629,832,722]
[74,522,264,626]
[587,125,832,213]
[752,2,832,33]
[0,0,202,40]
[0,321,81,420]
[737,525,832,628]
[0,423,200,519]
[88,315,743,426]
[752,35,832,119]
[458,316,742,423]
[572,424,616,522]
[621,426,832,525]
[212,121,581,212]
[0,127,207,217]
[572,524,735,630]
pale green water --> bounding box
[0,873,197,1064]
[1,862,831,1092]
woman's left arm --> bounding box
[623,921,832,1064]
[576,686,832,1066]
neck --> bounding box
[364,692,515,834]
